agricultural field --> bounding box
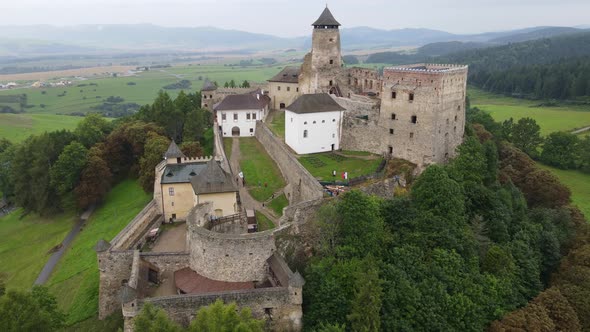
[238,138,286,201]
[468,87,590,135]
[298,152,383,181]
[47,179,151,325]
[0,209,74,290]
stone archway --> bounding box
[232,126,240,136]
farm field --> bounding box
[538,164,590,220]
[0,209,74,290]
[298,152,383,181]
[468,87,590,135]
[238,138,286,201]
[0,113,82,142]
[47,179,151,325]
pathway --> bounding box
[571,126,590,135]
[229,137,281,225]
[33,205,96,285]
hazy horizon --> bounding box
[1,0,589,38]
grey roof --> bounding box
[162,162,208,184]
[268,66,300,83]
[118,285,137,303]
[94,239,111,253]
[191,159,238,195]
[201,79,217,91]
[286,93,346,114]
[164,141,186,159]
[312,7,341,26]
[214,93,270,111]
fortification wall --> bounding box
[255,122,323,204]
[153,161,166,213]
[136,288,299,329]
[140,252,190,273]
[187,203,276,282]
[111,200,162,251]
[97,250,135,319]
[346,67,381,94]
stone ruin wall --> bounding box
[255,122,324,204]
[97,249,135,319]
[187,203,277,283]
[345,67,382,95]
[335,95,387,155]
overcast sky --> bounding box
[1,0,589,37]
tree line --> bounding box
[296,105,588,331]
[440,32,590,100]
[0,90,212,215]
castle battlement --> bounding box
[384,63,468,74]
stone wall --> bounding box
[187,203,276,282]
[334,95,386,155]
[110,200,162,251]
[255,122,323,204]
[140,252,190,274]
[358,177,398,199]
[346,67,381,95]
[97,250,135,319]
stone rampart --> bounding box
[140,252,190,274]
[255,122,323,204]
[187,203,276,282]
[110,200,162,251]
[97,249,135,319]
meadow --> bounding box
[298,152,383,181]
[538,164,590,220]
[0,113,82,142]
[468,87,590,135]
[238,138,286,201]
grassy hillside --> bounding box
[538,164,590,219]
[47,179,151,325]
[0,209,74,290]
[469,87,590,135]
[0,113,82,142]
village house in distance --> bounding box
[96,6,468,332]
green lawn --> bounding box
[538,164,590,220]
[468,87,590,135]
[268,194,289,216]
[255,211,275,231]
[47,179,151,325]
[0,209,74,290]
[268,110,286,139]
[298,152,383,181]
[0,113,82,142]
[238,138,286,201]
[223,137,233,161]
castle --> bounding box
[204,6,468,166]
[96,7,468,331]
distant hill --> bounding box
[417,41,489,57]
[0,24,585,57]
[490,27,584,44]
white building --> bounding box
[285,93,346,155]
[215,90,270,137]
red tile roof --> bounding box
[174,268,254,294]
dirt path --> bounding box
[230,137,281,225]
[34,205,96,285]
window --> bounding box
[391,113,396,120]
[409,93,414,101]
[304,121,308,125]
[313,121,316,124]
[171,202,174,207]
[330,59,334,64]
[411,115,417,124]
[389,129,394,135]
[446,118,449,124]
[246,113,251,120]
[303,130,308,138]
[290,117,293,123]
[392,91,397,99]
[203,95,207,99]
[322,120,325,123]
[455,115,458,121]
[332,133,335,138]
[250,128,254,133]
[329,80,333,86]
[233,113,238,121]
[221,113,226,121]
[277,86,281,91]
[332,119,336,122]
[410,132,414,139]
[296,87,299,92]
[252,113,257,120]
[457,105,461,111]
[329,38,334,42]
[168,187,175,196]
[209,95,212,99]
[454,126,457,133]
[287,86,291,92]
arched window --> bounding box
[303,130,308,138]
[304,121,308,125]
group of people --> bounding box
[332,170,348,180]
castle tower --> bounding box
[299,6,343,95]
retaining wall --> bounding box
[255,122,323,204]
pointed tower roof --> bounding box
[165,141,186,159]
[202,79,217,91]
[191,159,237,195]
[94,239,111,253]
[312,6,341,26]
